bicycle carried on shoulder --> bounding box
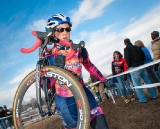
[12,28,90,129]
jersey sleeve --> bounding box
[80,48,106,82]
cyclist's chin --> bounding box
[61,38,69,42]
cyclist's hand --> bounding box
[49,36,59,43]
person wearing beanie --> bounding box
[151,31,160,64]
[151,31,160,93]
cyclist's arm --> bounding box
[81,48,106,82]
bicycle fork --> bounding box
[35,60,52,117]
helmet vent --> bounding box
[48,23,54,26]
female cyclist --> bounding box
[45,14,109,129]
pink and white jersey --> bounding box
[55,49,83,97]
[49,46,106,97]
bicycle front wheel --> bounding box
[12,66,90,129]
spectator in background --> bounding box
[87,77,104,103]
[112,51,135,103]
[151,31,160,93]
[134,40,160,94]
[0,106,7,129]
[90,75,109,103]
[90,75,103,103]
[124,38,158,103]
[110,77,120,95]
[151,31,160,65]
[3,105,13,128]
[127,73,134,87]
[87,77,97,96]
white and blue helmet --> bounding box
[45,14,72,31]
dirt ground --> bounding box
[102,93,160,129]
[23,115,64,129]
[22,91,160,129]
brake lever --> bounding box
[71,40,85,50]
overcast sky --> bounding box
[0,0,160,107]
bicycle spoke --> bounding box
[19,84,64,129]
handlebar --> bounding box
[20,30,75,60]
[20,31,43,53]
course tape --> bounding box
[86,59,160,89]
[87,59,160,104]
[132,83,160,89]
[107,58,160,79]
[0,115,12,120]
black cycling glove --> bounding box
[54,54,66,68]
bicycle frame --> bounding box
[35,36,53,117]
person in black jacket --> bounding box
[0,106,7,129]
[124,39,145,67]
[124,38,158,103]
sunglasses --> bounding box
[54,27,71,32]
